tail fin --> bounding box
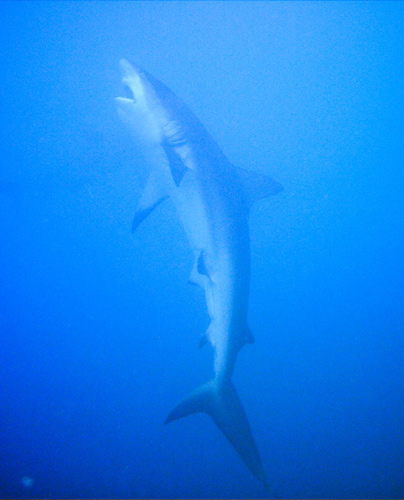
[164,379,269,488]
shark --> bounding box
[116,59,283,488]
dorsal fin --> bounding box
[235,166,283,209]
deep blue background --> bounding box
[1,1,403,498]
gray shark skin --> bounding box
[116,59,283,488]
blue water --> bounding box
[1,1,403,498]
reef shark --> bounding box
[116,59,283,488]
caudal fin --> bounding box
[164,379,269,488]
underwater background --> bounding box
[0,1,403,498]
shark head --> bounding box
[115,59,165,144]
[116,59,200,150]
[118,59,150,104]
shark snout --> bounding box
[119,58,142,79]
[118,59,146,103]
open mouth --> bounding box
[123,84,134,100]
[117,83,137,103]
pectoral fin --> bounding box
[162,140,189,187]
[132,168,168,232]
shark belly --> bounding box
[170,156,251,376]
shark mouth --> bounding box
[120,84,136,102]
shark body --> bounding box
[116,59,283,487]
